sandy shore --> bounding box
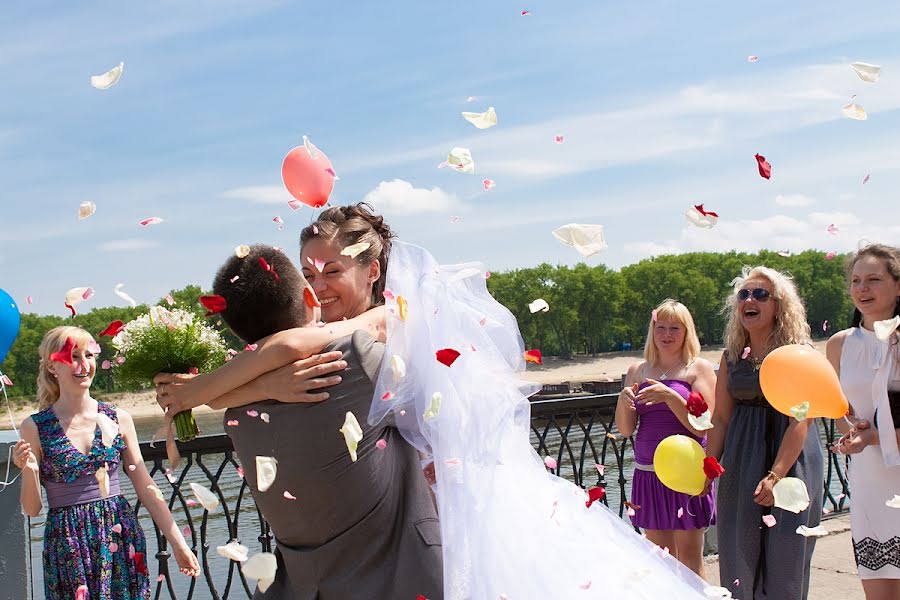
[1,341,828,430]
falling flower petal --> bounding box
[874,316,900,341]
[436,348,461,367]
[260,412,270,423]
[543,456,558,470]
[259,257,280,281]
[447,147,475,173]
[842,103,867,120]
[226,419,239,427]
[90,61,124,90]
[287,199,303,211]
[796,525,829,537]
[461,106,498,129]
[306,256,326,273]
[200,295,227,317]
[703,586,733,598]
[116,356,125,365]
[595,464,605,477]
[50,337,75,365]
[217,540,249,562]
[76,585,88,600]
[256,456,278,492]
[773,477,811,513]
[762,514,777,528]
[128,464,136,472]
[850,62,881,83]
[26,295,33,304]
[64,287,91,310]
[99,320,125,338]
[381,391,394,401]
[303,135,320,160]
[552,223,607,257]
[139,217,163,227]
[755,154,772,179]
[390,354,406,380]
[164,294,175,305]
[748,55,759,63]
[688,411,714,431]
[826,223,839,236]
[110,523,123,534]
[789,401,810,421]
[114,283,137,308]
[823,320,829,332]
[885,494,900,508]
[376,439,387,450]
[777,250,792,257]
[339,412,363,461]
[272,216,284,230]
[825,251,837,260]
[341,242,371,259]
[97,413,119,447]
[236,467,244,478]
[424,392,442,422]
[521,10,533,16]
[303,287,321,308]
[863,174,870,184]
[528,298,550,313]
[190,482,220,512]
[146,484,165,502]
[95,464,109,498]
[585,486,606,508]
[78,201,96,220]
[482,179,496,191]
[685,204,719,229]
[397,296,409,321]
[242,552,278,593]
[247,410,259,417]
[234,245,251,259]
[554,135,565,144]
[524,349,543,365]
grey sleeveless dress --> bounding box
[716,357,824,599]
[225,331,443,599]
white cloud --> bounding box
[775,194,815,207]
[362,179,462,215]
[97,239,160,252]
[221,185,292,204]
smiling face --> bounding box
[653,319,686,356]
[737,277,777,333]
[46,341,97,394]
[300,236,380,322]
[850,255,900,322]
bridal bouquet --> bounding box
[111,305,227,442]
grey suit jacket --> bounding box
[224,330,443,599]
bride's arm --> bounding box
[154,306,386,411]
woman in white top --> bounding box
[826,243,900,600]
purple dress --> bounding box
[629,379,716,530]
[33,402,149,599]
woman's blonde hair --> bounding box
[36,326,95,410]
[643,299,701,367]
[723,266,810,363]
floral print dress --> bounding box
[33,401,149,599]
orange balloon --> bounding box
[759,344,849,419]
[281,145,336,209]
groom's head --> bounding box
[212,244,318,343]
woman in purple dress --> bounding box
[615,299,717,576]
[13,326,199,599]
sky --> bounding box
[2,1,899,317]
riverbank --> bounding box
[0,340,828,429]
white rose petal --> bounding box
[390,355,406,381]
[90,61,124,90]
[842,103,868,120]
[796,525,829,537]
[874,316,900,342]
[339,412,363,462]
[447,147,475,173]
[96,413,120,448]
[850,62,881,83]
[461,106,498,129]
[242,552,277,592]
[552,223,607,258]
[216,541,249,562]
[256,456,278,492]
[424,392,442,422]
[190,482,220,512]
[528,299,550,313]
[773,477,811,513]
[95,464,109,498]
[78,201,96,220]
[885,494,900,509]
[687,411,714,431]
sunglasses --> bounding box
[737,288,772,302]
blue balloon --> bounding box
[0,288,21,366]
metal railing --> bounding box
[22,392,851,599]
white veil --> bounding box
[369,241,715,599]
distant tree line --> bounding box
[0,250,853,397]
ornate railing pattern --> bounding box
[26,393,851,599]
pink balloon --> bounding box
[281,146,336,209]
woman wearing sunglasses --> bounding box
[706,266,824,599]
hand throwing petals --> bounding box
[90,62,124,90]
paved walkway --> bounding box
[703,513,864,599]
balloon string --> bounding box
[1,369,19,436]
[0,369,23,491]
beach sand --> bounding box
[0,340,828,430]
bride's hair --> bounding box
[300,203,396,304]
[37,326,95,410]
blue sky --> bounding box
[2,1,899,317]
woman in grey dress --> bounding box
[706,266,824,599]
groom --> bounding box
[210,244,442,599]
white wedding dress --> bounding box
[369,241,715,599]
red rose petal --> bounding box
[524,349,543,365]
[259,257,280,281]
[703,456,726,480]
[199,295,227,317]
[754,153,772,179]
[686,391,709,417]
[435,348,461,367]
[585,486,606,508]
[50,337,75,365]
[99,320,125,337]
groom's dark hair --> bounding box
[212,244,313,343]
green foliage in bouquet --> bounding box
[111,306,227,441]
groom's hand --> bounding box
[262,351,347,403]
[154,372,197,415]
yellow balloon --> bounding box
[653,435,707,496]
[759,344,849,419]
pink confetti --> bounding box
[127,464,136,472]
[229,275,240,283]
[466,96,478,102]
[158,574,166,583]
[399,410,406,416]
[827,223,839,236]
[376,439,387,450]
[128,544,136,559]
[245,344,258,352]
[748,55,759,63]
[111,523,122,534]
[381,391,394,401]
[116,356,126,365]
[651,309,658,322]
[479,318,487,326]
[483,179,496,190]
[186,499,198,507]
[76,585,88,600]
[383,289,395,301]
[734,579,740,587]
[226,420,239,427]
[273,216,284,230]
[823,320,829,332]
[287,199,303,211]
[165,294,175,305]
[325,167,339,179]
[762,514,777,527]
[307,256,326,273]
[543,456,558,470]
[449,216,461,224]
[521,10,533,16]
[579,581,592,590]
[82,288,94,301]
[139,217,163,227]
[311,224,319,234]
[26,295,33,304]
[825,251,836,260]
[101,360,112,370]
[182,526,190,537]
[677,507,684,519]
[595,464,605,477]
[484,271,491,279]
[863,174,870,184]
[627,507,636,517]
[247,410,259,417]
[236,467,244,478]
[554,135,565,144]
[742,347,751,359]
[283,491,297,500]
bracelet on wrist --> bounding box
[765,470,782,483]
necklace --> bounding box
[656,361,684,380]
[746,354,766,371]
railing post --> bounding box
[0,430,31,600]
